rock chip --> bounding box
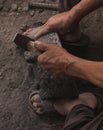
[22,6,29,12]
[9,12,16,16]
[11,4,18,11]
[18,7,22,12]
[3,5,10,12]
[29,10,35,17]
[20,24,28,32]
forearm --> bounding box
[65,0,103,87]
[66,56,103,88]
[67,0,103,23]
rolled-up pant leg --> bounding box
[63,104,95,130]
[62,104,103,130]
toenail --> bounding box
[31,95,39,102]
[33,102,38,107]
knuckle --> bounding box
[47,18,55,30]
[38,55,47,64]
[48,16,54,22]
[38,55,44,63]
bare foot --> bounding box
[30,92,97,115]
[30,94,45,114]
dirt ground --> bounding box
[0,0,103,130]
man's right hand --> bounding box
[34,11,75,39]
[33,41,75,76]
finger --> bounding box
[23,28,33,35]
[34,24,50,39]
[34,41,49,52]
[34,51,42,56]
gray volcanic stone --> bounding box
[27,26,61,47]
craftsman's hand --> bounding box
[34,41,75,76]
[34,0,103,40]
[35,11,74,39]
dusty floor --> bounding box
[0,0,103,130]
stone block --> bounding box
[27,26,61,47]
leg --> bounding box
[30,92,97,115]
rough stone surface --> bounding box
[27,26,61,46]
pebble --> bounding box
[20,24,28,32]
[18,7,22,12]
[3,5,10,12]
[29,10,35,17]
[16,127,20,130]
[9,12,16,16]
[22,6,29,12]
[11,4,18,11]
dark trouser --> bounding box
[62,83,103,130]
[62,105,103,130]
[59,0,81,12]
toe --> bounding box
[36,108,44,114]
[33,102,41,108]
[31,94,41,103]
[30,93,45,115]
[32,102,44,114]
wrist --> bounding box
[66,6,82,26]
[65,55,89,79]
[64,54,78,75]
[68,0,103,23]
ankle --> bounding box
[79,93,97,109]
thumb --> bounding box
[34,24,50,39]
[34,41,49,52]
